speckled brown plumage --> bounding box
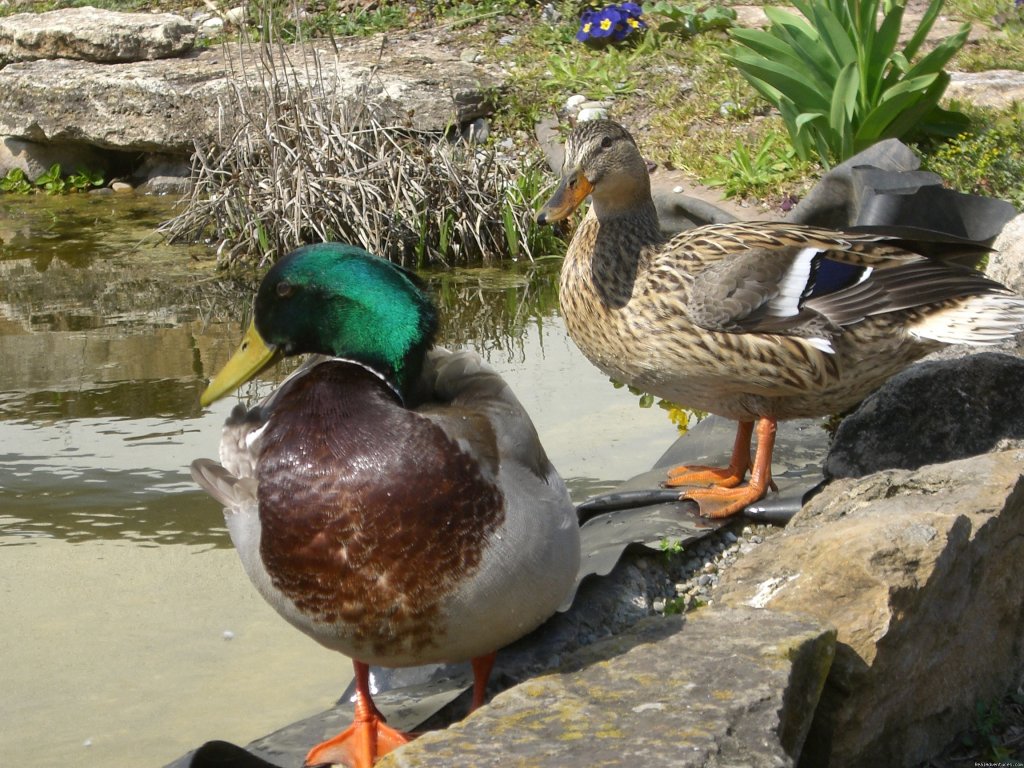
[544,121,1024,424]
[256,362,504,658]
[539,119,1024,516]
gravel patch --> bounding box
[631,520,782,617]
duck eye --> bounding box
[276,281,293,298]
[600,135,613,149]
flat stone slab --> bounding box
[0,6,195,65]
[947,69,1024,110]
[382,608,835,768]
[0,35,501,153]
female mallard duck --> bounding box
[537,119,1024,518]
[190,243,580,768]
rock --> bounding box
[0,35,501,154]
[714,449,1024,767]
[0,7,195,66]
[824,352,1024,479]
[947,69,1024,111]
[380,607,836,768]
[223,7,248,27]
[0,136,115,181]
[136,175,191,196]
[197,17,225,39]
[988,213,1024,296]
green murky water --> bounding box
[0,193,676,768]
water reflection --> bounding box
[0,196,670,547]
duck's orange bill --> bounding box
[536,171,593,225]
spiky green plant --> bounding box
[727,0,971,167]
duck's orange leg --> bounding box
[304,661,410,768]
[470,652,497,711]
[671,418,778,519]
[666,420,755,489]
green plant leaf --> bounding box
[862,5,905,101]
[903,0,947,61]
[810,6,858,66]
[903,23,971,81]
[830,61,860,131]
[726,53,831,111]
[729,28,834,92]
[856,73,940,140]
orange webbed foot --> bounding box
[679,482,773,519]
[665,462,747,489]
[665,420,755,490]
[670,418,778,519]
[304,717,409,768]
[306,662,412,768]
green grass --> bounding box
[918,103,1024,208]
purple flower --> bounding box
[576,9,597,41]
[590,6,623,38]
[577,3,646,44]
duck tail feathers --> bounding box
[910,291,1024,345]
[190,458,257,507]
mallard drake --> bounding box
[190,243,580,768]
[537,119,1024,518]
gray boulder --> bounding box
[824,352,1024,479]
[0,6,195,65]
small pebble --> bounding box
[577,106,609,122]
[565,94,587,110]
[222,630,235,640]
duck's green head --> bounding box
[200,243,437,406]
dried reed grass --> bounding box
[160,29,556,269]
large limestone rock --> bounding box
[380,608,836,768]
[824,352,1024,479]
[988,212,1024,296]
[0,6,195,65]
[947,70,1024,110]
[714,450,1024,767]
[0,36,501,153]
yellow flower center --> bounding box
[600,18,612,30]
[583,21,592,32]
[628,18,639,28]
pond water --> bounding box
[0,194,677,767]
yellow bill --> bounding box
[200,320,282,406]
